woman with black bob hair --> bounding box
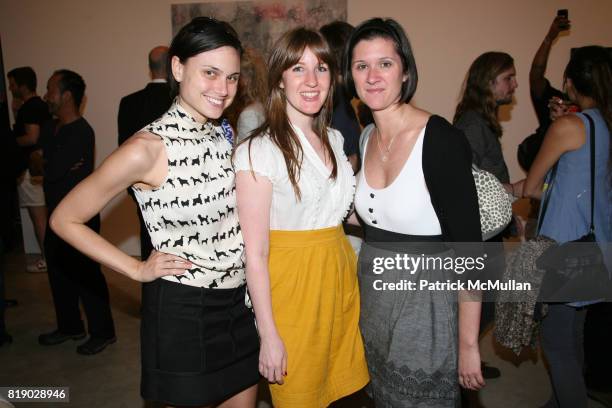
[343,18,484,406]
[513,45,612,408]
[50,17,260,407]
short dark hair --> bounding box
[7,66,37,92]
[53,69,86,108]
[343,18,418,103]
[168,17,243,97]
[320,21,354,73]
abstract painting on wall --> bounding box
[171,0,347,58]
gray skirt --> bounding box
[358,242,460,408]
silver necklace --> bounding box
[375,128,399,162]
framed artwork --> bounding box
[171,0,347,58]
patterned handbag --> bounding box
[472,164,513,240]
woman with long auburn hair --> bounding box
[233,27,369,407]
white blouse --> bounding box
[234,126,355,230]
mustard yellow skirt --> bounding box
[268,226,370,408]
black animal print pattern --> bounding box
[132,101,245,289]
[471,165,513,240]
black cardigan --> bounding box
[421,115,482,242]
[359,114,481,243]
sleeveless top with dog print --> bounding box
[132,101,245,289]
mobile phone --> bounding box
[557,9,570,29]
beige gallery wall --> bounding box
[1,0,611,255]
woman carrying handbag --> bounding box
[511,45,612,408]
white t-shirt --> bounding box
[234,126,355,230]
[355,125,442,235]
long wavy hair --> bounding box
[238,27,337,199]
[453,52,514,138]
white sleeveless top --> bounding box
[355,124,442,235]
[233,126,355,230]
[132,101,245,289]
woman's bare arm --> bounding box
[50,132,191,282]
[458,296,484,390]
[235,170,287,385]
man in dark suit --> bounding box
[117,46,172,261]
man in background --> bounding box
[454,52,517,187]
[117,45,172,261]
[39,69,115,355]
[454,52,519,382]
[517,15,569,172]
[7,67,51,272]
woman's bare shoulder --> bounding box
[117,131,165,165]
[545,114,586,151]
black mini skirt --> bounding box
[140,278,260,407]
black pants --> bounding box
[44,216,115,339]
[541,304,588,408]
[584,302,612,391]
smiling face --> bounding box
[171,45,240,122]
[350,37,407,112]
[491,66,517,105]
[280,46,331,123]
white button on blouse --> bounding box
[234,126,355,231]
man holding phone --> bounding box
[517,13,571,172]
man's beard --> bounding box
[496,95,513,106]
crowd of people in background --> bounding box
[0,12,610,408]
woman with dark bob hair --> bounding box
[343,18,484,406]
[513,45,612,408]
[50,17,260,407]
[234,27,369,407]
